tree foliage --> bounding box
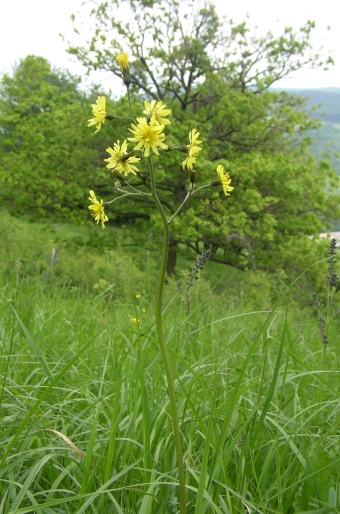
[67,0,334,101]
[66,0,340,280]
[0,56,116,221]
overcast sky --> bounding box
[1,0,339,91]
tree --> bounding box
[0,55,118,222]
[65,1,339,281]
[66,0,334,101]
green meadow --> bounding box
[1,7,340,510]
[0,210,339,513]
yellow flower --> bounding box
[88,190,108,228]
[216,165,234,196]
[104,140,140,176]
[117,52,129,71]
[131,317,140,323]
[143,100,171,125]
[128,116,168,157]
[181,128,202,170]
[117,52,131,86]
[135,294,141,299]
[88,96,106,133]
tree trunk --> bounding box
[167,239,178,276]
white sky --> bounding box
[0,0,339,91]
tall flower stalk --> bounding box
[87,52,234,514]
[148,155,187,511]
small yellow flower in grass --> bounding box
[128,116,168,157]
[135,294,141,299]
[88,96,106,133]
[88,190,108,228]
[116,52,131,87]
[131,317,140,323]
[142,308,146,313]
[143,100,171,125]
[216,165,234,196]
[181,128,202,170]
[104,140,140,176]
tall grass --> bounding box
[0,211,339,513]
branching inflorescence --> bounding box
[86,52,234,514]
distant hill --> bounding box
[273,87,340,230]
[273,87,340,177]
[311,121,340,175]
[274,87,340,124]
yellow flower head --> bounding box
[216,165,234,196]
[143,100,171,125]
[135,294,141,299]
[117,52,129,71]
[181,128,202,170]
[88,190,108,228]
[128,116,168,157]
[116,52,131,86]
[88,96,106,133]
[104,139,140,176]
[131,317,140,323]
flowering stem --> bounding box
[105,191,149,204]
[126,86,134,121]
[148,157,187,514]
[168,191,191,224]
[167,183,213,224]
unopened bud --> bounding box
[116,52,131,87]
[114,180,121,190]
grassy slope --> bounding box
[0,211,339,513]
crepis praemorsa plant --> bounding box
[87,53,233,228]
[87,52,234,514]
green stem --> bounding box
[322,343,326,370]
[167,183,212,224]
[148,157,187,514]
[168,191,191,224]
[126,86,134,121]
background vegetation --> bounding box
[0,0,340,511]
[0,210,339,513]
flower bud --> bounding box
[116,52,131,87]
[190,171,196,185]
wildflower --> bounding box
[326,238,338,288]
[216,165,234,196]
[104,139,140,176]
[128,116,168,157]
[143,100,171,125]
[131,317,140,323]
[183,250,211,298]
[181,129,202,170]
[135,294,141,299]
[116,52,131,87]
[88,190,108,228]
[88,96,106,133]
